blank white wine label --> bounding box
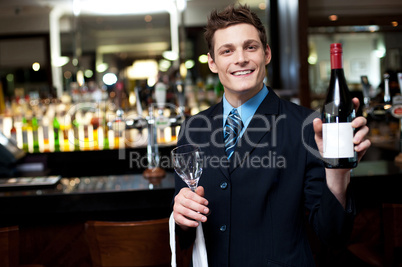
[322,122,354,158]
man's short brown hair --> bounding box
[204,4,268,60]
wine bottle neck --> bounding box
[330,52,343,69]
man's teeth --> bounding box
[233,70,252,76]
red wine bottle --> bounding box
[322,43,357,169]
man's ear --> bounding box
[265,44,272,65]
[208,53,218,73]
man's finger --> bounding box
[352,97,360,111]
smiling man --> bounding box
[208,22,271,107]
[172,4,371,266]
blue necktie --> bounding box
[224,108,243,159]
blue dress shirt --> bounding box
[223,84,269,138]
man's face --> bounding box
[208,23,271,106]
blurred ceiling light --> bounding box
[96,63,109,73]
[32,62,40,71]
[185,59,195,69]
[84,69,94,78]
[64,71,72,79]
[162,50,179,61]
[198,54,208,64]
[79,0,176,15]
[144,15,152,22]
[103,73,118,86]
[308,42,318,65]
[129,91,136,106]
[6,74,13,82]
[374,49,386,58]
[148,77,157,87]
[159,59,171,72]
[180,63,187,78]
[127,60,158,79]
[308,54,317,65]
[391,21,398,27]
[369,25,379,32]
[77,70,85,86]
[52,56,70,67]
[328,15,338,21]
[73,0,81,16]
[258,3,266,10]
[177,0,187,12]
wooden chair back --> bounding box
[0,226,19,267]
[85,218,171,267]
[383,203,402,266]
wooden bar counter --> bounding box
[0,146,176,267]
[0,145,401,266]
[0,171,175,267]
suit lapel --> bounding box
[229,90,281,173]
[205,102,230,180]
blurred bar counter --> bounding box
[0,145,401,266]
[351,160,402,208]
[1,159,400,223]
[1,158,400,227]
[0,172,175,226]
[0,146,177,266]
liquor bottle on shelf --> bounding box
[100,110,109,150]
[84,123,91,151]
[112,109,125,149]
[184,72,197,114]
[60,111,72,152]
[80,111,91,151]
[41,116,51,153]
[360,76,371,107]
[9,117,17,144]
[105,107,116,149]
[53,113,61,152]
[21,115,29,152]
[31,113,40,153]
[71,114,80,151]
[321,43,358,169]
[75,110,86,151]
[0,83,5,114]
[91,115,100,150]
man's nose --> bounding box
[235,50,248,64]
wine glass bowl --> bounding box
[171,144,203,192]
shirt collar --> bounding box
[223,84,269,127]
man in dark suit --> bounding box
[172,4,371,266]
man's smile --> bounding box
[231,69,254,76]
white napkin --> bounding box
[169,212,208,267]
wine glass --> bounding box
[171,144,203,192]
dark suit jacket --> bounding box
[174,89,354,267]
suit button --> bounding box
[220,182,228,189]
[220,225,227,232]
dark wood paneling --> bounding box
[19,223,92,267]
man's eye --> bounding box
[223,49,231,54]
[247,46,256,50]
